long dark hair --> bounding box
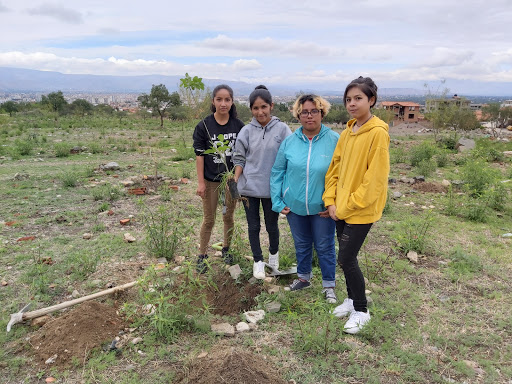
[210,84,238,119]
[249,85,272,108]
[343,76,378,108]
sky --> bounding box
[0,0,511,94]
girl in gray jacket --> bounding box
[233,85,292,279]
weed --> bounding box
[88,142,103,154]
[98,201,110,212]
[92,184,123,201]
[486,182,508,211]
[444,185,458,216]
[172,143,195,161]
[158,185,173,202]
[392,211,433,254]
[461,160,500,196]
[463,195,489,222]
[444,247,483,282]
[416,158,437,177]
[390,146,407,164]
[14,139,34,156]
[436,134,459,150]
[54,142,71,157]
[141,204,184,261]
[60,170,79,188]
[435,151,449,167]
[410,141,437,166]
[65,250,101,280]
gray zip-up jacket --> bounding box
[233,116,292,198]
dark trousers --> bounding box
[242,197,279,262]
[336,220,373,312]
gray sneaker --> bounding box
[288,279,311,291]
[323,288,338,304]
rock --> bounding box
[174,255,185,264]
[264,277,273,283]
[45,377,56,383]
[124,233,136,243]
[101,162,120,171]
[122,180,135,187]
[248,322,258,330]
[502,233,512,238]
[83,233,92,240]
[388,178,397,184]
[31,315,51,327]
[248,277,258,284]
[366,296,373,305]
[244,309,265,324]
[214,250,222,257]
[197,351,208,358]
[503,151,512,157]
[131,337,143,345]
[180,178,191,184]
[156,257,167,264]
[91,279,102,287]
[235,322,251,333]
[414,176,425,182]
[392,191,402,199]
[1,280,7,286]
[265,301,281,313]
[13,173,29,180]
[266,285,281,295]
[120,219,130,225]
[457,138,475,152]
[70,146,81,154]
[228,264,242,279]
[441,179,451,187]
[72,290,80,298]
[211,323,235,337]
[438,294,450,303]
[45,354,58,365]
[406,251,418,263]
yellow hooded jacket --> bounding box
[323,116,390,224]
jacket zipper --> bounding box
[305,136,313,215]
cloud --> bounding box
[197,35,337,57]
[26,3,84,24]
[0,51,263,78]
[0,2,9,12]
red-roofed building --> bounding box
[380,101,421,123]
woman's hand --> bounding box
[327,205,338,221]
[318,209,330,218]
[196,181,206,199]
[280,207,291,215]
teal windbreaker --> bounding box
[270,124,339,216]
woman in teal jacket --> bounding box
[270,94,339,303]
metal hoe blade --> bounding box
[7,303,31,332]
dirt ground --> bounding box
[173,347,289,384]
[29,301,126,369]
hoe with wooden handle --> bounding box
[7,281,138,332]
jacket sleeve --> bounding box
[232,128,248,168]
[323,136,343,207]
[347,130,390,210]
[192,120,208,156]
[270,141,288,213]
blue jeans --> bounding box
[242,197,279,262]
[286,211,336,288]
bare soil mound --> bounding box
[29,301,125,369]
[206,272,263,316]
[174,347,289,384]
[413,181,448,193]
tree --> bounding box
[179,73,209,119]
[137,84,181,127]
[0,101,18,116]
[482,103,512,137]
[71,99,93,117]
[41,91,68,121]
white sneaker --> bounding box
[332,298,354,317]
[343,310,371,334]
[268,251,279,271]
[253,260,266,279]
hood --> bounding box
[248,115,281,130]
[294,123,331,142]
[347,116,389,135]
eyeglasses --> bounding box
[300,109,320,117]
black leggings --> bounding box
[336,220,372,312]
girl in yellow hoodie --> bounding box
[323,76,390,334]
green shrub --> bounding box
[416,158,437,177]
[486,183,508,211]
[390,146,407,164]
[410,141,437,166]
[392,212,433,254]
[60,171,79,188]
[463,195,488,222]
[88,142,103,154]
[54,142,71,157]
[14,139,33,156]
[445,247,483,282]
[142,205,181,261]
[461,160,500,196]
[172,144,195,161]
[91,184,123,201]
[436,134,459,150]
[435,151,449,167]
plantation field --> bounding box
[1,113,511,384]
